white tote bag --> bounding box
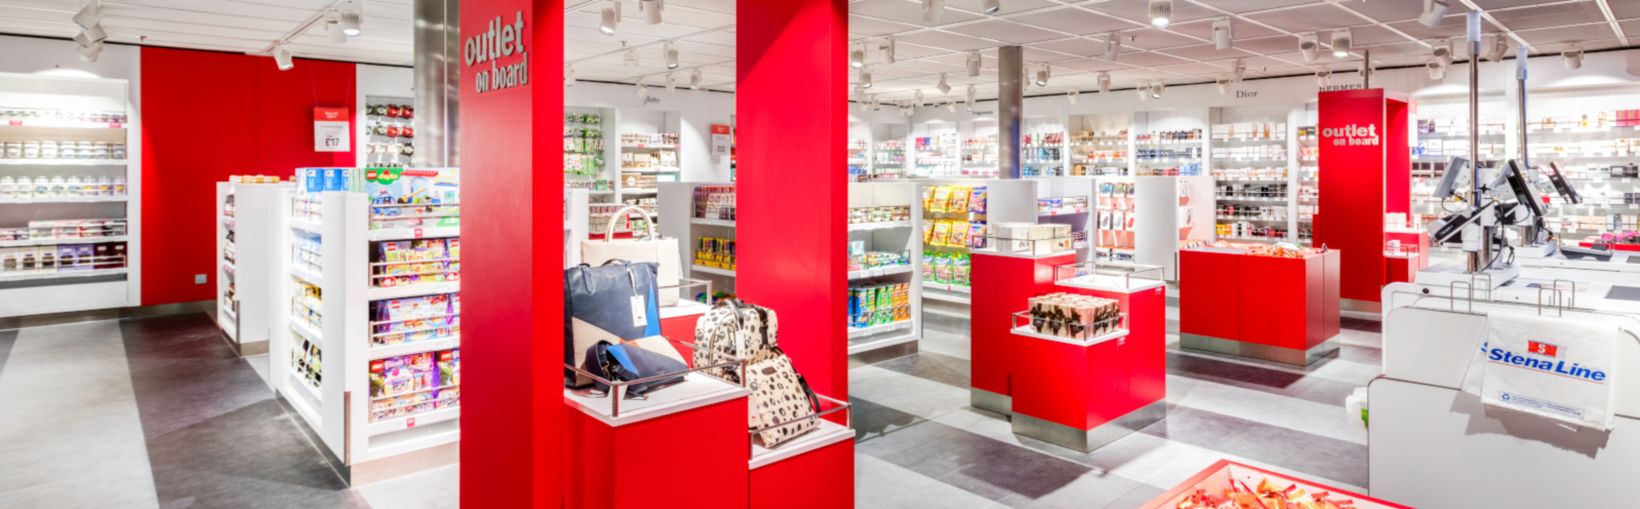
[581,206,682,306]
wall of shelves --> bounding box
[216,181,291,354]
[848,181,921,355]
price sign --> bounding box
[314,107,351,152]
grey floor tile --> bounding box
[0,328,15,377]
[1165,351,1365,407]
[850,364,973,421]
[852,396,930,444]
[355,465,458,509]
[857,454,996,509]
[1140,405,1368,487]
[869,349,972,389]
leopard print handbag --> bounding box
[692,299,779,384]
[746,350,821,448]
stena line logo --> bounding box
[1321,123,1379,147]
[1482,340,1607,383]
[465,11,529,94]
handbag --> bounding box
[746,349,821,448]
[582,206,683,307]
[564,260,662,387]
[692,299,779,384]
[580,341,687,398]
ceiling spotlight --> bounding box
[1426,59,1446,80]
[1232,58,1246,82]
[690,68,703,89]
[1331,29,1352,59]
[937,73,952,95]
[73,0,102,29]
[665,72,677,92]
[850,44,865,69]
[1563,43,1584,70]
[966,51,982,77]
[1149,0,1172,28]
[859,68,873,89]
[922,0,944,24]
[624,48,638,67]
[1432,40,1454,67]
[1105,33,1121,61]
[1068,89,1080,105]
[1034,65,1050,87]
[1316,69,1332,87]
[1299,33,1319,62]
[326,13,346,43]
[1359,60,1373,80]
[637,82,650,100]
[1217,78,1230,96]
[1419,0,1449,28]
[983,0,1001,15]
[1151,81,1164,99]
[947,98,958,113]
[338,0,363,37]
[640,0,663,25]
[73,26,106,47]
[881,37,897,63]
[966,85,977,107]
[1213,18,1233,50]
[1485,35,1509,62]
[76,41,102,63]
[664,41,680,69]
[1097,72,1111,93]
[567,66,577,86]
[599,0,621,36]
[914,89,925,107]
[273,44,294,71]
[1136,82,1151,101]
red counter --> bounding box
[748,421,854,509]
[1006,273,1167,452]
[658,301,711,364]
[1179,248,1341,365]
[564,376,750,509]
[1580,236,1640,252]
[969,251,1077,415]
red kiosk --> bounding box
[1179,246,1342,365]
[1313,88,1413,312]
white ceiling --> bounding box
[0,0,415,65]
[2,0,1636,101]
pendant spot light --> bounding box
[1097,72,1111,94]
[1105,33,1121,62]
[922,0,944,24]
[1420,0,1449,28]
[72,0,107,62]
[1067,89,1079,105]
[1151,81,1164,99]
[1148,0,1171,28]
[881,37,896,64]
[338,0,363,37]
[1563,43,1584,70]
[640,0,663,25]
[859,68,873,89]
[1299,33,1319,63]
[1034,65,1050,87]
[664,41,679,70]
[1136,82,1151,101]
[326,13,346,44]
[690,68,703,89]
[273,43,295,71]
[850,44,865,69]
[983,0,1001,15]
[1426,59,1446,80]
[1217,77,1230,96]
[599,0,621,36]
[966,50,982,77]
[1331,29,1352,59]
[1232,58,1246,82]
[937,73,951,95]
[1213,18,1233,50]
[1315,69,1332,87]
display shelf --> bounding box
[847,264,911,280]
[691,264,736,278]
[291,217,322,235]
[659,182,737,297]
[1069,115,1132,177]
[367,405,460,436]
[847,319,911,339]
[0,159,128,166]
[846,181,922,356]
[690,217,736,228]
[369,336,460,361]
[0,266,126,283]
[0,235,125,248]
[0,195,126,204]
[367,281,460,301]
[366,226,459,242]
[362,96,415,169]
[847,220,909,231]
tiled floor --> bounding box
[0,297,1382,508]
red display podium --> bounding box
[1142,460,1412,509]
[1383,229,1430,284]
[969,250,1077,415]
[1005,267,1167,452]
[1315,88,1411,310]
[748,399,855,509]
[658,300,712,363]
[563,376,750,509]
[1179,247,1341,365]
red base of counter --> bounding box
[1179,248,1341,366]
[563,378,750,509]
[969,251,1077,416]
[749,425,854,509]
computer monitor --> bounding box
[1545,161,1583,204]
[1433,156,1469,199]
[1503,159,1546,219]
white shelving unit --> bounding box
[658,181,734,299]
[216,180,292,355]
[916,179,1038,318]
[1134,175,1214,281]
[271,168,461,485]
[848,181,921,355]
[0,72,137,318]
[565,106,616,204]
[1208,105,1297,244]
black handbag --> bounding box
[581,340,687,398]
[565,260,662,387]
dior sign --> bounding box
[465,11,529,93]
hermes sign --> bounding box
[465,11,528,94]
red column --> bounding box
[458,1,563,507]
[1317,89,1389,303]
[735,0,849,401]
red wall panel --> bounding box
[735,0,850,402]
[1316,89,1387,303]
[139,47,354,306]
[457,1,564,507]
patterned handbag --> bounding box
[692,299,778,384]
[746,349,821,448]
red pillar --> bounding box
[735,0,850,401]
[1316,89,1408,305]
[458,1,563,507]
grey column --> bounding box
[413,0,460,167]
[997,46,1023,179]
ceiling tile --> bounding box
[1053,58,1126,73]
[1470,0,1559,9]
[1351,24,1413,46]
[894,30,996,51]
[945,0,1059,14]
[1487,3,1610,31]
[1031,38,1112,57]
[1080,0,1218,26]
[1516,23,1622,46]
[1625,20,1640,39]
[1387,18,1501,41]
[1234,35,1301,53]
[1356,41,1427,57]
[1338,0,1460,23]
[1121,28,1203,50]
[1005,6,1137,35]
[1158,44,1250,61]
[849,15,921,37]
[1243,3,1355,33]
[1615,2,1640,18]
[668,0,736,15]
[1184,0,1319,14]
[945,19,1069,44]
[1153,62,1232,77]
[1166,17,1280,41]
[1117,51,1194,67]
[851,0,984,26]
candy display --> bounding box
[913,131,960,177]
[1149,461,1405,509]
[694,236,735,270]
[0,242,124,274]
[848,246,910,273]
[367,348,460,422]
[0,175,126,199]
[0,139,126,161]
[1026,292,1122,339]
[0,106,126,125]
[372,238,460,288]
[370,293,459,346]
[922,251,971,287]
[848,282,910,329]
[0,218,126,243]
[293,334,323,389]
[848,205,910,224]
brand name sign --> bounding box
[1321,123,1379,147]
[464,11,529,94]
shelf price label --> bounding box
[407,417,416,429]
[413,228,424,238]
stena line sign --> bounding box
[466,11,529,94]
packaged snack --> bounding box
[948,185,971,212]
[969,186,988,214]
[953,256,971,286]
